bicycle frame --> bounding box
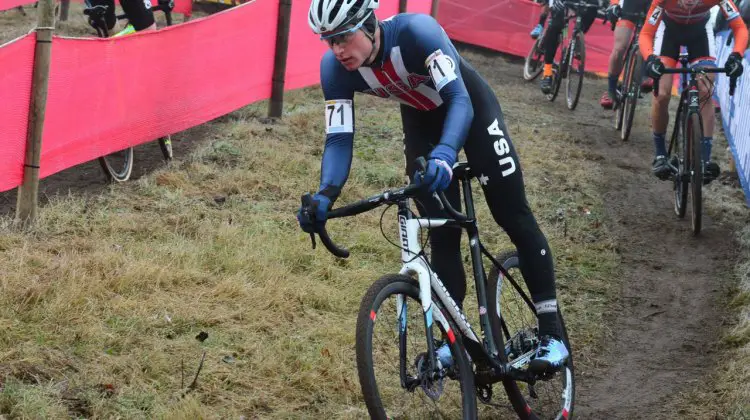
[667,55,710,158]
[390,174,539,386]
[305,161,545,385]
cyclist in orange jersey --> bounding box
[600,0,653,109]
[640,0,747,182]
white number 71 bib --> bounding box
[325,99,354,134]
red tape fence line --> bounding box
[1,0,193,17]
[3,0,622,222]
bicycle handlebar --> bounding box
[301,157,470,259]
[651,66,738,97]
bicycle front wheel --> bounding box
[614,51,629,131]
[524,37,545,81]
[565,31,586,111]
[621,48,642,142]
[688,112,704,235]
[547,52,565,102]
[671,102,688,218]
[356,274,477,419]
[99,147,134,182]
[487,251,575,420]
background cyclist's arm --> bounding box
[719,0,749,54]
[404,15,474,158]
[318,53,355,201]
[639,0,665,59]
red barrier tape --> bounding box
[438,0,613,74]
[0,35,35,193]
[1,0,192,17]
[39,0,276,180]
[0,0,29,10]
[0,0,613,194]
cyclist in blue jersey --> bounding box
[297,0,569,375]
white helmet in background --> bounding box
[308,0,380,35]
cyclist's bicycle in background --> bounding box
[607,11,648,142]
[652,53,739,235]
[301,158,575,419]
[524,17,547,81]
[546,1,599,110]
[83,0,175,182]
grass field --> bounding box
[1,3,748,418]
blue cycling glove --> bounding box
[414,144,456,193]
[297,192,332,233]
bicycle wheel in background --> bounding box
[688,112,703,235]
[671,105,688,219]
[356,274,477,419]
[566,31,586,111]
[487,251,575,420]
[614,50,632,131]
[159,135,173,160]
[548,45,566,102]
[524,37,545,81]
[621,49,642,141]
[99,148,134,182]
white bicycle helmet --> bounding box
[308,0,380,34]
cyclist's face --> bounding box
[324,27,371,71]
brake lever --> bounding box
[309,232,316,249]
[300,193,318,250]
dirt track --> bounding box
[555,82,732,419]
[466,48,733,418]
[0,43,736,418]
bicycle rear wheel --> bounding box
[99,148,134,182]
[565,32,586,111]
[487,251,575,420]
[356,274,477,419]
[524,37,545,81]
[688,112,703,235]
[621,48,643,142]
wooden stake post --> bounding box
[16,0,55,225]
[268,0,292,119]
[60,0,70,21]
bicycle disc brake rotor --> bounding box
[507,328,538,362]
[414,353,444,401]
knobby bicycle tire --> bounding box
[566,31,586,111]
[98,148,134,182]
[614,49,629,131]
[356,274,477,419]
[621,47,643,142]
[688,112,703,235]
[671,101,689,218]
[524,37,545,82]
[487,251,576,420]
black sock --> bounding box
[538,12,548,26]
[535,299,562,339]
